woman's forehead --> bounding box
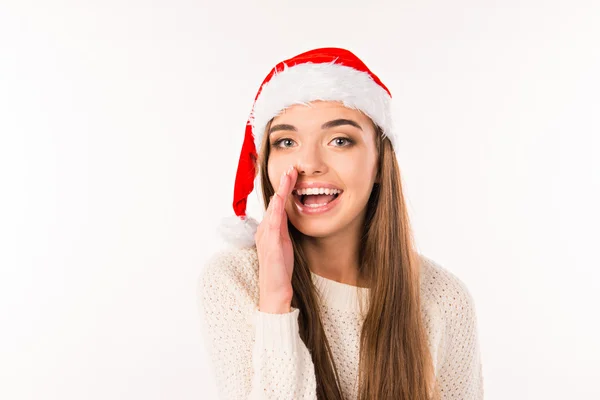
[272,101,371,125]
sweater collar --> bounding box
[309,270,370,315]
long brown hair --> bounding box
[255,114,440,400]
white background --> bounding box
[1,0,599,399]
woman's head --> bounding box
[221,47,397,248]
[262,100,380,243]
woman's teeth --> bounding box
[294,188,342,195]
[305,202,329,208]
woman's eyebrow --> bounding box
[321,118,363,131]
[269,119,363,135]
[269,124,296,134]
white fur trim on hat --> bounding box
[249,61,396,151]
[217,215,259,248]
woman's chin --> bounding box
[288,218,340,239]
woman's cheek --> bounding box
[267,161,286,189]
[340,157,363,177]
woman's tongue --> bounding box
[304,194,336,205]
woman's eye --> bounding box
[272,138,296,148]
[331,137,354,147]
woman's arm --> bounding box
[436,277,485,399]
[197,249,317,399]
[250,307,317,398]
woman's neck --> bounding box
[300,229,367,288]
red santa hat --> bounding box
[218,47,397,248]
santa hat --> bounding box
[218,47,397,248]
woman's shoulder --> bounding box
[200,245,259,278]
[197,245,260,309]
[416,253,478,325]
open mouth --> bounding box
[292,190,342,207]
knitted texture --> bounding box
[196,246,484,399]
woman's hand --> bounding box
[254,165,298,314]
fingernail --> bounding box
[287,165,294,174]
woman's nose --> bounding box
[296,161,326,176]
[295,146,327,176]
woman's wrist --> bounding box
[259,297,292,314]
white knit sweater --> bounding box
[196,246,484,399]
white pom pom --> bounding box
[217,215,259,248]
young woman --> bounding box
[197,47,484,400]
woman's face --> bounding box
[267,100,379,240]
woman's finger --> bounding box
[269,185,284,230]
[265,165,296,233]
[257,194,274,239]
[279,166,297,236]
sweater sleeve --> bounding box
[436,276,485,400]
[196,248,317,400]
